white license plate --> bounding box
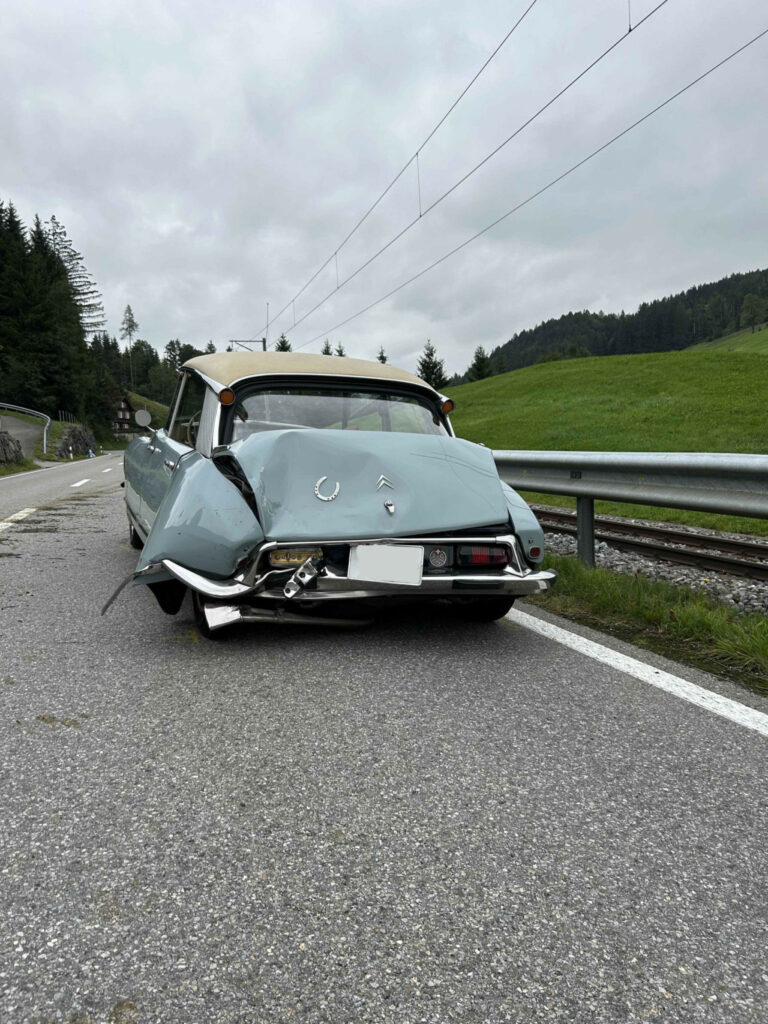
[348,544,423,586]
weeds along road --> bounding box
[1,485,767,1023]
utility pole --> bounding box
[228,339,267,352]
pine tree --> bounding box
[334,343,346,357]
[165,338,182,370]
[467,345,492,381]
[10,206,86,415]
[204,340,216,353]
[274,333,292,351]
[377,347,387,364]
[146,360,179,404]
[120,305,139,345]
[45,214,105,336]
[120,305,139,387]
[321,340,333,355]
[130,339,160,392]
[416,340,447,389]
[178,342,204,364]
[740,293,767,333]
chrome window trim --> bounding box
[220,375,454,440]
[195,386,218,457]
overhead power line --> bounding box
[283,0,669,342]
[293,26,768,352]
[254,0,542,343]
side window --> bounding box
[168,373,206,446]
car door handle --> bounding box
[164,459,176,471]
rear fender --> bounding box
[134,452,264,582]
[501,482,545,566]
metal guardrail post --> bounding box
[576,497,595,568]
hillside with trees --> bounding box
[0,197,213,438]
[450,267,768,383]
[0,200,115,433]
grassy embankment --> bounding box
[690,322,768,352]
[448,349,768,535]
[104,393,170,450]
[127,392,169,430]
[448,349,768,690]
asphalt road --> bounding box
[1,481,767,1023]
[0,452,123,519]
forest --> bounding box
[3,195,767,437]
[452,267,768,383]
[0,199,210,439]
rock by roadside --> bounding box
[56,424,97,458]
[0,430,24,465]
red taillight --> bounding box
[529,546,542,559]
[457,545,509,566]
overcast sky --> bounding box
[2,0,766,375]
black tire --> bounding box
[128,519,143,549]
[192,591,229,640]
[460,597,515,622]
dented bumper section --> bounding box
[137,533,555,630]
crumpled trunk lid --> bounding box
[229,428,508,541]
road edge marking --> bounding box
[508,608,768,739]
[0,507,37,533]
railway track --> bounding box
[531,506,768,582]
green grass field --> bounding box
[128,392,169,430]
[690,323,768,352]
[448,349,767,452]
[448,349,768,536]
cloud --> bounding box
[1,0,766,375]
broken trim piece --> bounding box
[161,559,253,599]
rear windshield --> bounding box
[227,387,448,441]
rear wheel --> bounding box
[460,597,515,622]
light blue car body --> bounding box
[123,353,553,625]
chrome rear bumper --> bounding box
[137,533,555,621]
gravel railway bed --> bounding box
[533,504,768,616]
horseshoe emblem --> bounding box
[314,475,340,502]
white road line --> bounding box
[0,507,37,533]
[101,468,113,473]
[70,478,90,488]
[508,608,768,739]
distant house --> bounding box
[113,394,135,434]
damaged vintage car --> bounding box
[123,352,554,635]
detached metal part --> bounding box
[283,559,319,599]
[202,602,369,632]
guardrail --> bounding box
[0,403,51,456]
[493,450,768,567]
